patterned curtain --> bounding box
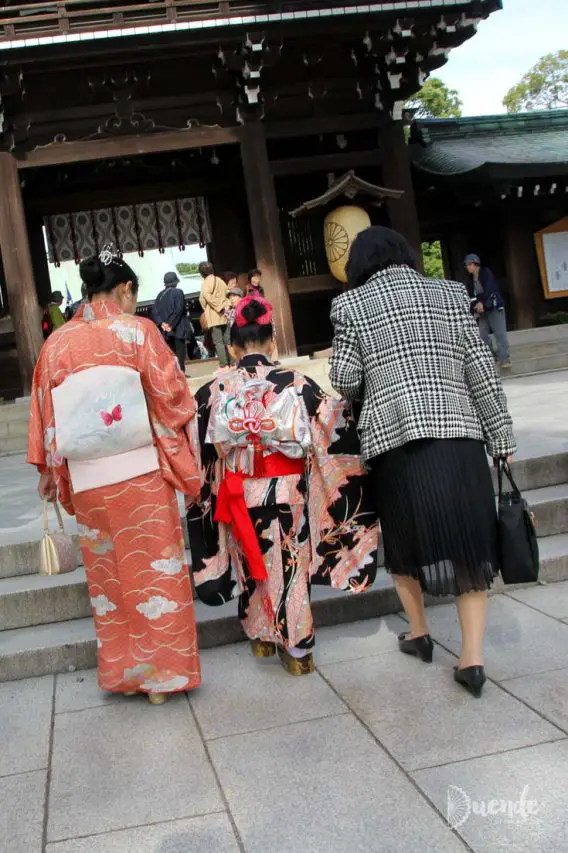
[44,197,211,265]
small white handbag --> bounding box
[39,501,78,576]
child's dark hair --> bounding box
[248,268,261,282]
[79,254,139,299]
[230,298,273,349]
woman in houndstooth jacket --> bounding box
[330,226,516,698]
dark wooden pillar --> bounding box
[503,215,539,329]
[445,230,469,283]
[0,153,43,394]
[240,121,296,357]
[207,189,254,276]
[380,120,423,270]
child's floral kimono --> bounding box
[187,354,379,653]
[28,300,202,696]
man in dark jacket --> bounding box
[152,271,191,371]
[465,254,510,368]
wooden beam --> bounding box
[271,149,381,177]
[240,121,296,358]
[265,113,384,141]
[288,274,341,295]
[16,125,241,170]
[26,176,233,216]
[0,153,44,394]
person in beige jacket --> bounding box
[198,262,230,367]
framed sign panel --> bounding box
[535,217,568,299]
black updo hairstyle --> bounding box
[346,226,417,289]
[79,253,139,300]
[230,298,273,349]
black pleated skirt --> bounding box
[369,439,498,597]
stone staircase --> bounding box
[1,451,568,683]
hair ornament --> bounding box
[235,295,273,328]
[99,244,119,266]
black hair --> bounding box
[79,255,139,298]
[199,261,214,278]
[248,268,262,282]
[230,298,273,349]
[222,270,237,283]
[346,226,417,289]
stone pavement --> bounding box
[3,583,568,853]
[2,369,567,548]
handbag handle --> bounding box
[43,500,65,533]
[498,459,520,498]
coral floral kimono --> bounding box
[27,300,201,695]
[187,355,379,652]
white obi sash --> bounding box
[52,365,159,493]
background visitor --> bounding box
[465,253,511,369]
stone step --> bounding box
[0,402,30,456]
[503,352,568,378]
[509,340,568,359]
[0,567,91,631]
[0,501,565,635]
[1,540,566,683]
[524,483,568,538]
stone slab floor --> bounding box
[3,583,568,853]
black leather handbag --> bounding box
[497,460,539,585]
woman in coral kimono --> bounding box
[28,249,201,704]
[187,296,379,675]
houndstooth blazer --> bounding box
[329,265,516,462]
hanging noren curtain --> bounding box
[44,197,211,266]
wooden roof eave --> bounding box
[412,161,568,184]
[290,170,403,218]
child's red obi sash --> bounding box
[214,452,305,581]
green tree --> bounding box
[176,262,200,276]
[422,241,445,279]
[504,50,568,113]
[407,77,462,119]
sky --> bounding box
[437,0,568,116]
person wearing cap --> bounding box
[152,271,191,371]
[225,282,244,329]
[465,254,511,369]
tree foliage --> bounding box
[504,50,568,113]
[176,262,200,276]
[407,77,463,119]
[422,241,445,280]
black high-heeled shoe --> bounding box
[454,665,486,698]
[398,632,434,663]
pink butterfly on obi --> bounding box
[100,405,123,427]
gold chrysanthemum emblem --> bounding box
[324,221,350,262]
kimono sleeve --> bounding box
[137,319,200,499]
[306,388,379,593]
[27,345,51,475]
[27,342,74,514]
[186,382,235,606]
